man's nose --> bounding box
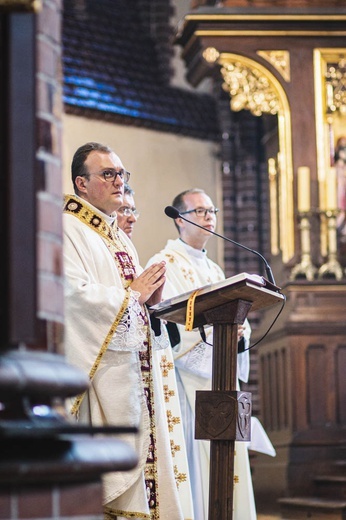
[113,174,124,186]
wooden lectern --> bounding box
[151,273,285,520]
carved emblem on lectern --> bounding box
[237,392,252,439]
[195,390,252,441]
[203,394,236,438]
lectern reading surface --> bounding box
[150,272,283,327]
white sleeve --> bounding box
[237,318,251,383]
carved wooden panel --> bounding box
[336,344,346,424]
[195,390,252,440]
[260,346,289,432]
[306,344,328,426]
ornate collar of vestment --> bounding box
[63,194,123,247]
[63,194,136,285]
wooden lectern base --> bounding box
[151,273,284,520]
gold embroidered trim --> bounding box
[142,315,160,518]
[104,506,151,519]
[70,289,131,416]
[64,194,115,241]
[185,289,200,331]
[64,194,137,288]
[63,194,130,250]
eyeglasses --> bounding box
[87,169,131,183]
[117,206,140,218]
[180,207,219,218]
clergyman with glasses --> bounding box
[146,188,256,520]
[116,183,195,519]
[62,142,187,519]
[115,183,139,239]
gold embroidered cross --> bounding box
[170,439,181,458]
[160,355,174,377]
[166,410,180,432]
[163,384,175,403]
[174,465,187,488]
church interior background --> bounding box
[0,0,345,518]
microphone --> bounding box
[164,205,276,286]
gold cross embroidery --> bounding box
[160,355,174,377]
[174,465,187,488]
[163,384,175,403]
[170,439,181,458]
[166,410,180,432]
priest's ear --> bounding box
[75,175,88,193]
[175,217,184,229]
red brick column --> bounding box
[36,0,65,352]
[0,4,138,518]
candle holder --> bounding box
[318,209,344,280]
[290,210,318,281]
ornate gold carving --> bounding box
[0,0,41,11]
[257,50,291,82]
[187,14,346,22]
[268,158,279,255]
[219,53,294,263]
[220,59,280,116]
[203,47,220,64]
[325,57,346,115]
[314,49,346,263]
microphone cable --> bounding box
[243,292,286,352]
[198,292,286,351]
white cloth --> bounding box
[63,196,185,519]
[147,238,256,520]
[249,417,276,457]
[153,344,195,519]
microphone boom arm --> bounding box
[165,206,276,286]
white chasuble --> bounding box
[147,238,256,520]
[63,196,184,520]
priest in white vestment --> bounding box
[63,142,189,520]
[147,188,274,520]
[116,185,194,519]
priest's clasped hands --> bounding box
[131,260,167,306]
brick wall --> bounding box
[0,4,106,520]
[36,0,65,352]
[218,94,271,417]
[0,482,103,520]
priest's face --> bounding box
[116,192,139,239]
[77,150,126,215]
[177,192,218,250]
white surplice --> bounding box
[63,196,187,520]
[147,238,257,520]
